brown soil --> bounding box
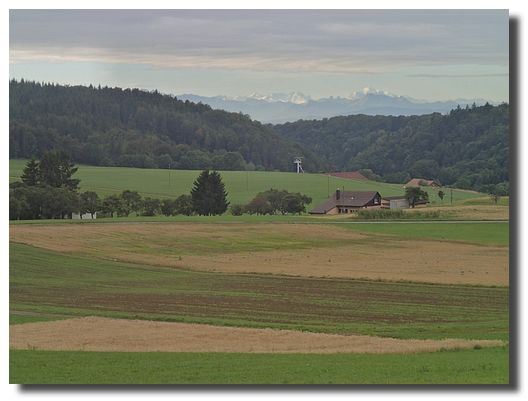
[10,317,504,354]
[10,223,508,286]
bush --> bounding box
[141,197,161,216]
[230,204,244,216]
[245,188,312,215]
[161,199,177,216]
[174,194,194,216]
[245,195,274,215]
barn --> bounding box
[309,190,382,215]
[404,178,441,188]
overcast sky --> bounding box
[9,9,509,101]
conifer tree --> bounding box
[21,158,40,186]
[190,170,229,215]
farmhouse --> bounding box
[310,190,382,214]
[405,178,441,188]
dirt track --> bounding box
[10,317,504,354]
[10,223,508,285]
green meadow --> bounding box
[10,347,509,384]
[9,159,482,207]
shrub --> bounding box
[230,204,244,216]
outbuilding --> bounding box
[72,212,97,220]
[381,196,410,209]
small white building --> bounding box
[381,196,410,209]
[72,212,97,220]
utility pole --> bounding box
[168,162,171,188]
[450,188,453,204]
[327,174,330,198]
[246,171,249,192]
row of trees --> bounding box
[100,171,230,217]
[230,189,312,216]
[10,150,83,220]
[10,154,231,220]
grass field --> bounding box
[10,347,509,384]
[9,159,483,207]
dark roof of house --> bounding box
[324,171,368,181]
[310,191,380,214]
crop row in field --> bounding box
[9,347,509,384]
[10,243,509,340]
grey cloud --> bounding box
[9,10,509,73]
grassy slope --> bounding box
[9,159,482,207]
[10,347,509,384]
[10,243,509,340]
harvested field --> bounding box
[10,222,508,286]
[179,241,507,286]
[9,317,504,354]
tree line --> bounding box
[10,152,230,220]
[9,80,325,172]
[273,103,509,194]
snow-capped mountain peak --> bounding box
[347,87,395,99]
[176,90,497,124]
[247,92,311,104]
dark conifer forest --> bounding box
[9,80,325,172]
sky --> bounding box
[9,9,509,101]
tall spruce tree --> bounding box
[39,150,80,191]
[21,158,40,186]
[190,170,229,215]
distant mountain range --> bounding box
[178,88,497,124]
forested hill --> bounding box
[272,103,509,193]
[9,80,325,172]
